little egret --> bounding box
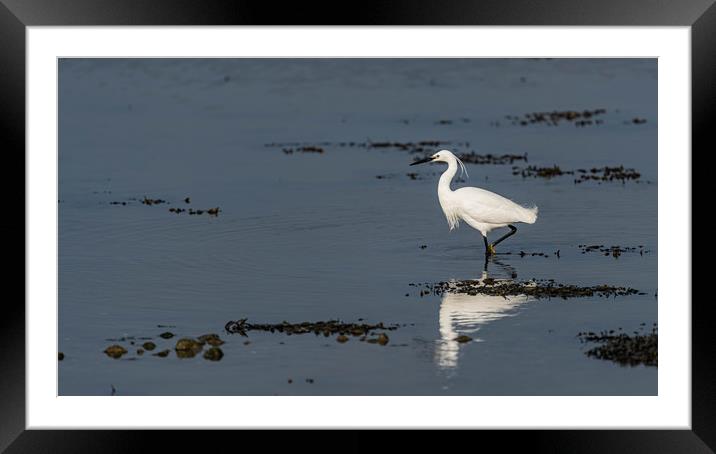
[410,149,538,255]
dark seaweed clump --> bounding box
[169,206,221,216]
[573,166,641,183]
[434,118,471,125]
[109,195,222,215]
[514,165,569,179]
[413,279,641,300]
[517,250,557,258]
[514,165,643,183]
[141,197,167,206]
[456,152,528,165]
[504,109,606,127]
[224,318,399,338]
[408,153,527,166]
[267,140,461,156]
[578,325,657,366]
[374,173,412,180]
[578,244,650,258]
[375,172,467,182]
[282,146,325,154]
[362,140,453,154]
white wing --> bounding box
[454,187,538,225]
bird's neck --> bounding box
[438,160,458,196]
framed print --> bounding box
[9,0,709,450]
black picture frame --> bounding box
[7,0,707,450]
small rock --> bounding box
[159,332,175,339]
[455,335,472,343]
[142,341,156,351]
[58,352,64,361]
[175,338,203,352]
[153,349,170,358]
[336,335,349,343]
[104,345,128,359]
[203,347,224,361]
[198,333,225,346]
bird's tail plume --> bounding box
[522,205,539,224]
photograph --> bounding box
[57,57,658,396]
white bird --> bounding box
[410,149,538,255]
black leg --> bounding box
[482,235,492,255]
[491,224,518,248]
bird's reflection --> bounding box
[435,257,533,370]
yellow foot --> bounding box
[487,244,496,255]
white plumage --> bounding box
[411,149,538,254]
[444,186,538,232]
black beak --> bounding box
[410,156,434,166]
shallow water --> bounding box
[59,58,657,395]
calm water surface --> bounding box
[59,59,657,395]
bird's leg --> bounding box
[490,225,517,251]
[483,235,496,255]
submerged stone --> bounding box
[104,345,128,359]
[175,338,203,353]
[198,333,225,346]
[203,347,224,361]
[142,341,156,351]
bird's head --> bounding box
[409,149,468,179]
[410,149,455,166]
